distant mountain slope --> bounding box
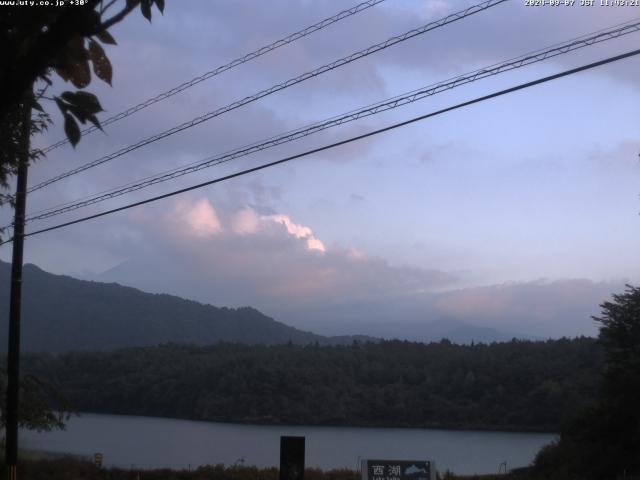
[401,318,520,344]
[95,260,537,344]
[0,261,358,352]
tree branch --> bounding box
[97,1,139,32]
[100,0,119,15]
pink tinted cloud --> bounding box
[122,198,455,309]
[168,198,223,237]
[266,213,326,252]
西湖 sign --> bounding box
[361,459,435,480]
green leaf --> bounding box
[54,97,67,114]
[140,0,152,21]
[54,67,71,83]
[96,29,117,45]
[68,60,91,89]
[66,35,89,64]
[58,91,104,132]
[56,36,91,88]
[155,0,165,13]
[61,91,103,115]
[63,113,81,147]
[88,39,112,85]
[59,91,75,103]
[67,105,88,124]
[73,91,103,114]
[87,114,103,131]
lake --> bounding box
[21,413,556,475]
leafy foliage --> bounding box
[55,90,104,146]
[0,368,72,432]
[0,0,165,198]
[531,285,640,479]
[22,338,601,432]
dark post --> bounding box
[5,97,31,480]
[280,436,305,480]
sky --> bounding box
[1,0,639,340]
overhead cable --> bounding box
[28,0,507,194]
[3,46,637,245]
[22,19,640,223]
[41,0,389,154]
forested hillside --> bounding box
[0,261,370,351]
[23,338,601,431]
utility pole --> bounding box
[5,95,32,480]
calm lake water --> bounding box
[21,413,556,475]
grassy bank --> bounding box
[14,458,356,480]
[10,457,527,480]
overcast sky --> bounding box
[1,0,639,339]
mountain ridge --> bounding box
[0,261,373,352]
[0,260,531,352]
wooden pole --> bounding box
[5,96,31,480]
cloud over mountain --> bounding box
[91,196,626,341]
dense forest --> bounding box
[22,338,600,432]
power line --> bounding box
[22,19,640,224]
[3,47,638,245]
[40,0,389,154]
[27,0,506,194]
[27,16,640,219]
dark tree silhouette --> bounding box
[534,285,640,479]
[592,285,640,476]
[0,0,165,435]
[0,0,164,195]
[0,368,72,432]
